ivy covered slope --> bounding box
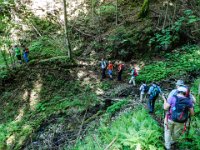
[137,45,200,83]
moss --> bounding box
[138,0,150,18]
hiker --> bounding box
[13,45,22,64]
[168,80,196,105]
[107,61,114,80]
[100,58,107,80]
[139,82,148,102]
[147,82,162,113]
[162,86,195,150]
[129,65,138,86]
[22,44,29,63]
[117,61,124,81]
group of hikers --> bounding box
[100,58,138,85]
[12,44,29,64]
[100,59,196,150]
[136,80,195,150]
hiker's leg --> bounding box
[165,120,174,149]
[118,71,122,81]
[148,98,152,112]
[140,93,143,102]
[103,68,106,78]
[129,78,132,84]
[24,53,28,63]
[102,69,105,79]
[152,97,156,112]
[132,78,136,86]
[172,122,184,142]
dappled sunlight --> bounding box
[29,76,42,110]
[95,87,105,95]
[6,134,15,147]
[23,0,88,20]
[18,124,33,146]
[77,70,87,79]
[22,90,29,101]
[15,107,25,122]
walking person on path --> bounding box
[147,82,162,113]
[100,58,107,80]
[107,61,114,80]
[162,86,194,150]
[129,65,138,86]
[139,82,148,102]
[22,44,29,63]
[168,80,196,105]
[117,61,124,81]
[13,45,22,64]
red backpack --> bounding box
[134,69,138,76]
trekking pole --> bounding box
[162,94,167,121]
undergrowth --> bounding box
[137,45,200,83]
[74,108,163,150]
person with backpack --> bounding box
[147,82,162,113]
[13,45,22,64]
[107,61,114,80]
[117,61,124,81]
[139,82,148,102]
[129,66,138,86]
[162,86,195,150]
[100,58,107,80]
[22,44,29,63]
[168,80,196,105]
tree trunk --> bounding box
[63,0,72,59]
[138,0,149,18]
[116,0,118,25]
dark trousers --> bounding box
[148,95,158,112]
[101,68,106,79]
[118,71,122,81]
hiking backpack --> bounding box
[144,85,149,93]
[171,95,190,123]
[133,69,138,76]
[151,86,159,97]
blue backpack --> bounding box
[151,86,160,97]
[144,85,149,93]
[171,95,189,123]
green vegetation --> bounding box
[149,10,200,51]
[0,0,200,149]
[74,108,163,150]
[137,45,200,83]
[138,0,149,18]
[0,61,101,149]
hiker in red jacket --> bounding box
[117,61,124,81]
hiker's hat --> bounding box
[177,86,187,93]
[176,80,184,86]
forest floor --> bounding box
[0,55,200,150]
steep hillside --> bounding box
[0,0,200,150]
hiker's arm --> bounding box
[189,108,195,116]
[190,94,196,104]
[162,94,170,110]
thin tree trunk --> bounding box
[116,0,118,25]
[63,0,72,59]
[91,0,94,25]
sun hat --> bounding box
[177,86,187,93]
[176,80,184,86]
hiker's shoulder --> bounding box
[168,96,176,104]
